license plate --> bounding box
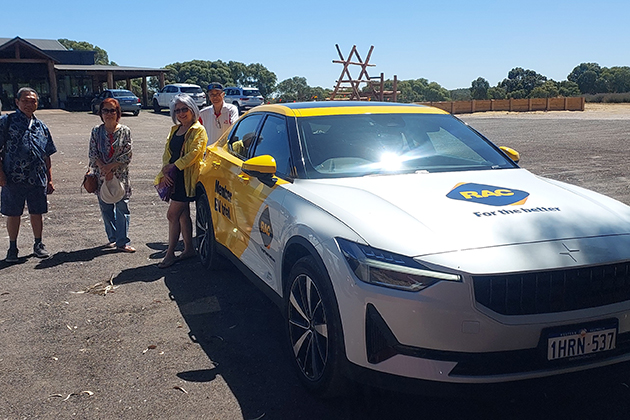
[547,325,617,361]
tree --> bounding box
[567,63,603,94]
[396,78,450,103]
[228,62,277,97]
[599,66,630,93]
[499,67,547,98]
[470,77,490,100]
[58,38,113,65]
[530,80,560,98]
[275,76,311,102]
[558,81,581,97]
[487,86,507,99]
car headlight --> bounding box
[336,238,461,292]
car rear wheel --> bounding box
[92,104,99,114]
[232,102,241,114]
[195,188,224,270]
[285,256,348,397]
[153,99,161,113]
[133,109,140,116]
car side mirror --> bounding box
[500,146,520,164]
[242,155,277,187]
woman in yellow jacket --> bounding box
[155,94,207,268]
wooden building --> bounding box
[0,37,168,110]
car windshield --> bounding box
[113,90,135,97]
[298,113,517,178]
[243,89,261,97]
[181,86,203,94]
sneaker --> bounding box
[33,242,50,258]
[5,248,19,263]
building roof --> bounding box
[0,37,66,50]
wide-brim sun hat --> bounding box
[99,177,125,204]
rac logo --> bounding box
[447,183,529,207]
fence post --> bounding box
[471,100,476,113]
[509,98,513,111]
[491,99,495,111]
[546,98,550,111]
[528,98,532,111]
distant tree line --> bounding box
[468,63,630,101]
[58,40,630,103]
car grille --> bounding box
[473,261,630,315]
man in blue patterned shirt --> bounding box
[0,87,57,263]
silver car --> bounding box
[223,86,264,113]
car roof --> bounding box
[167,83,200,87]
[247,101,449,117]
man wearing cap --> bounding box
[0,87,56,262]
[199,83,239,144]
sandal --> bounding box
[117,245,136,253]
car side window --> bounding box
[228,114,264,160]
[251,115,291,177]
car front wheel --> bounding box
[285,256,348,397]
[195,188,224,270]
[153,99,161,113]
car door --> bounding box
[230,113,292,292]
[211,113,264,260]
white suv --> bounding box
[152,83,206,112]
[223,87,264,113]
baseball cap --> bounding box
[207,83,224,91]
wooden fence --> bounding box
[417,97,585,114]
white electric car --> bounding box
[195,101,630,396]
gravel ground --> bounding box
[0,105,629,420]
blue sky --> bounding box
[3,0,628,90]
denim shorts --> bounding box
[0,184,48,216]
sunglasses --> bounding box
[101,108,117,114]
[174,107,190,114]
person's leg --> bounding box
[179,203,196,259]
[6,215,21,242]
[30,213,43,239]
[161,200,187,267]
[26,185,51,258]
[113,199,131,249]
[2,185,25,261]
[98,197,117,245]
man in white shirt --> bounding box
[199,83,239,144]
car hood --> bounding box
[289,169,630,257]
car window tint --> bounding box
[166,86,177,93]
[113,91,134,97]
[181,87,203,94]
[252,115,291,177]
[243,89,261,96]
[228,114,264,159]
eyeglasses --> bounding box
[209,92,224,98]
[174,107,190,115]
[101,108,117,114]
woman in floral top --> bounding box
[88,98,135,252]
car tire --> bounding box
[195,187,225,270]
[232,102,241,114]
[92,104,99,114]
[153,100,161,113]
[285,256,348,397]
[133,110,140,116]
